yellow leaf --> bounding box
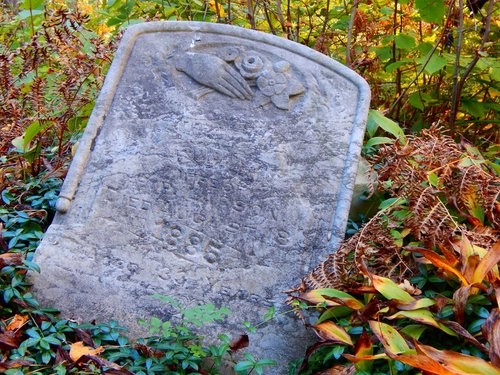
[300,288,364,310]
[313,321,353,345]
[371,274,415,303]
[368,320,411,355]
[472,241,500,283]
[386,309,456,336]
[69,341,104,362]
[208,0,225,17]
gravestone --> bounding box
[32,22,370,370]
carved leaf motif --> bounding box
[271,92,290,110]
[288,79,305,96]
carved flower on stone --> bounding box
[220,47,240,62]
[256,61,305,110]
[235,52,265,79]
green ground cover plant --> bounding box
[0,0,498,374]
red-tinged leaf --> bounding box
[453,284,476,324]
[353,331,374,372]
[343,353,388,362]
[439,242,460,266]
[299,289,364,309]
[0,252,23,268]
[481,308,500,366]
[464,254,481,283]
[368,320,410,354]
[317,363,355,375]
[472,241,500,284]
[6,314,29,331]
[406,247,469,286]
[75,328,96,348]
[442,320,488,353]
[134,343,164,359]
[229,334,249,351]
[0,330,22,350]
[371,274,415,303]
[347,286,378,294]
[312,321,353,345]
[55,346,73,365]
[415,341,500,375]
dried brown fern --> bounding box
[0,5,116,164]
[300,127,499,292]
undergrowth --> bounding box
[289,127,499,374]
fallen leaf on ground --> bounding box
[6,314,29,331]
[69,341,104,362]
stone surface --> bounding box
[32,22,370,371]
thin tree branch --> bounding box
[449,0,495,133]
[449,0,465,135]
[346,0,360,67]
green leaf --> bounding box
[409,92,424,110]
[395,34,416,50]
[427,172,439,187]
[461,99,488,118]
[415,0,446,23]
[400,324,427,339]
[371,274,415,303]
[378,197,405,210]
[367,110,406,141]
[368,321,411,355]
[300,288,364,309]
[234,360,255,372]
[385,59,414,73]
[419,54,447,75]
[365,137,394,148]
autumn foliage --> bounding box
[0,0,498,374]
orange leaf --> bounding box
[6,315,29,331]
[414,341,500,375]
[406,247,469,286]
[69,341,104,362]
[390,351,455,375]
[352,331,374,372]
[472,241,500,284]
[312,321,353,345]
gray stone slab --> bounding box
[31,21,370,371]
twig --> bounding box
[346,0,359,67]
[449,0,495,134]
[247,0,256,29]
[449,0,465,136]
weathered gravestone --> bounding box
[32,21,370,370]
